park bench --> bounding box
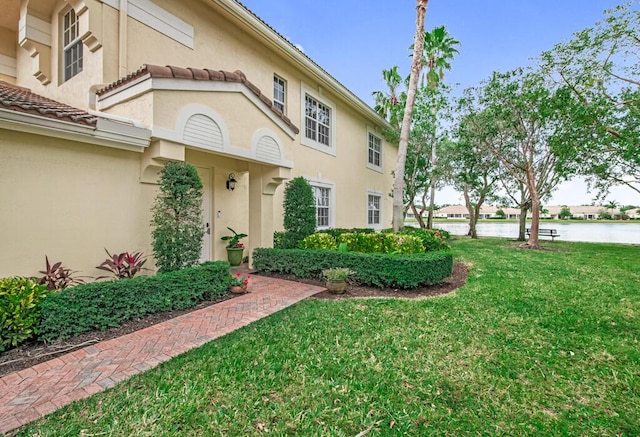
[526,228,560,242]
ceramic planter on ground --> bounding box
[226,247,244,266]
[325,279,347,294]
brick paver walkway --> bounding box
[0,273,323,434]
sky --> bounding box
[239,0,638,206]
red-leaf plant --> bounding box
[96,249,148,279]
[38,256,84,291]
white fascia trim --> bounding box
[215,0,391,130]
[96,0,193,48]
[0,54,17,78]
[97,76,298,139]
[0,109,150,152]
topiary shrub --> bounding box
[151,162,205,273]
[38,261,230,342]
[282,177,316,248]
[0,277,49,351]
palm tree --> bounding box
[392,0,429,232]
[420,26,460,90]
[372,67,405,130]
[420,26,460,229]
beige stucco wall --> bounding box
[0,129,156,277]
[3,0,396,277]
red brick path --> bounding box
[0,274,323,434]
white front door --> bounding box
[197,167,212,263]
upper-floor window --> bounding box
[273,75,286,113]
[368,132,382,170]
[301,85,336,155]
[62,8,83,81]
[305,94,331,146]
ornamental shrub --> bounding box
[0,277,49,350]
[38,261,230,342]
[253,248,452,289]
[401,227,451,251]
[301,233,338,250]
[336,233,423,254]
[282,177,316,249]
[151,162,204,273]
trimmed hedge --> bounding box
[252,248,453,289]
[38,261,231,342]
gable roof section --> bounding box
[0,81,97,127]
[224,0,391,130]
[97,64,299,135]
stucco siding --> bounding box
[0,130,155,277]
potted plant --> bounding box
[229,272,250,294]
[322,267,355,294]
[221,227,248,266]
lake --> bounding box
[427,221,640,245]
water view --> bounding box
[429,221,640,245]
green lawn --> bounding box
[19,238,640,436]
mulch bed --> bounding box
[0,263,468,378]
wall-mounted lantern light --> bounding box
[226,173,238,191]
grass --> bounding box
[18,238,640,436]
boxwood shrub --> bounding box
[38,261,231,342]
[252,248,453,289]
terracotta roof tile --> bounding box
[0,81,97,127]
[96,64,299,134]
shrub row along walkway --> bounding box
[0,273,324,435]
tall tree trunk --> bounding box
[427,174,436,229]
[392,0,429,232]
[410,204,426,228]
[525,166,540,248]
[518,206,528,241]
[462,184,477,238]
[426,139,437,229]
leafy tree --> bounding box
[151,162,204,273]
[446,100,503,238]
[495,209,506,219]
[464,68,575,247]
[282,177,316,248]
[559,205,572,220]
[540,2,640,197]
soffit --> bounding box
[0,0,20,32]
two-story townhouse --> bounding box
[0,0,396,276]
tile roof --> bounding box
[0,81,97,127]
[97,64,299,134]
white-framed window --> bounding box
[301,84,336,155]
[367,131,382,171]
[307,178,335,229]
[314,186,331,228]
[62,8,83,81]
[273,75,286,113]
[367,192,382,227]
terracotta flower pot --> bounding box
[326,279,347,294]
[229,285,246,294]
